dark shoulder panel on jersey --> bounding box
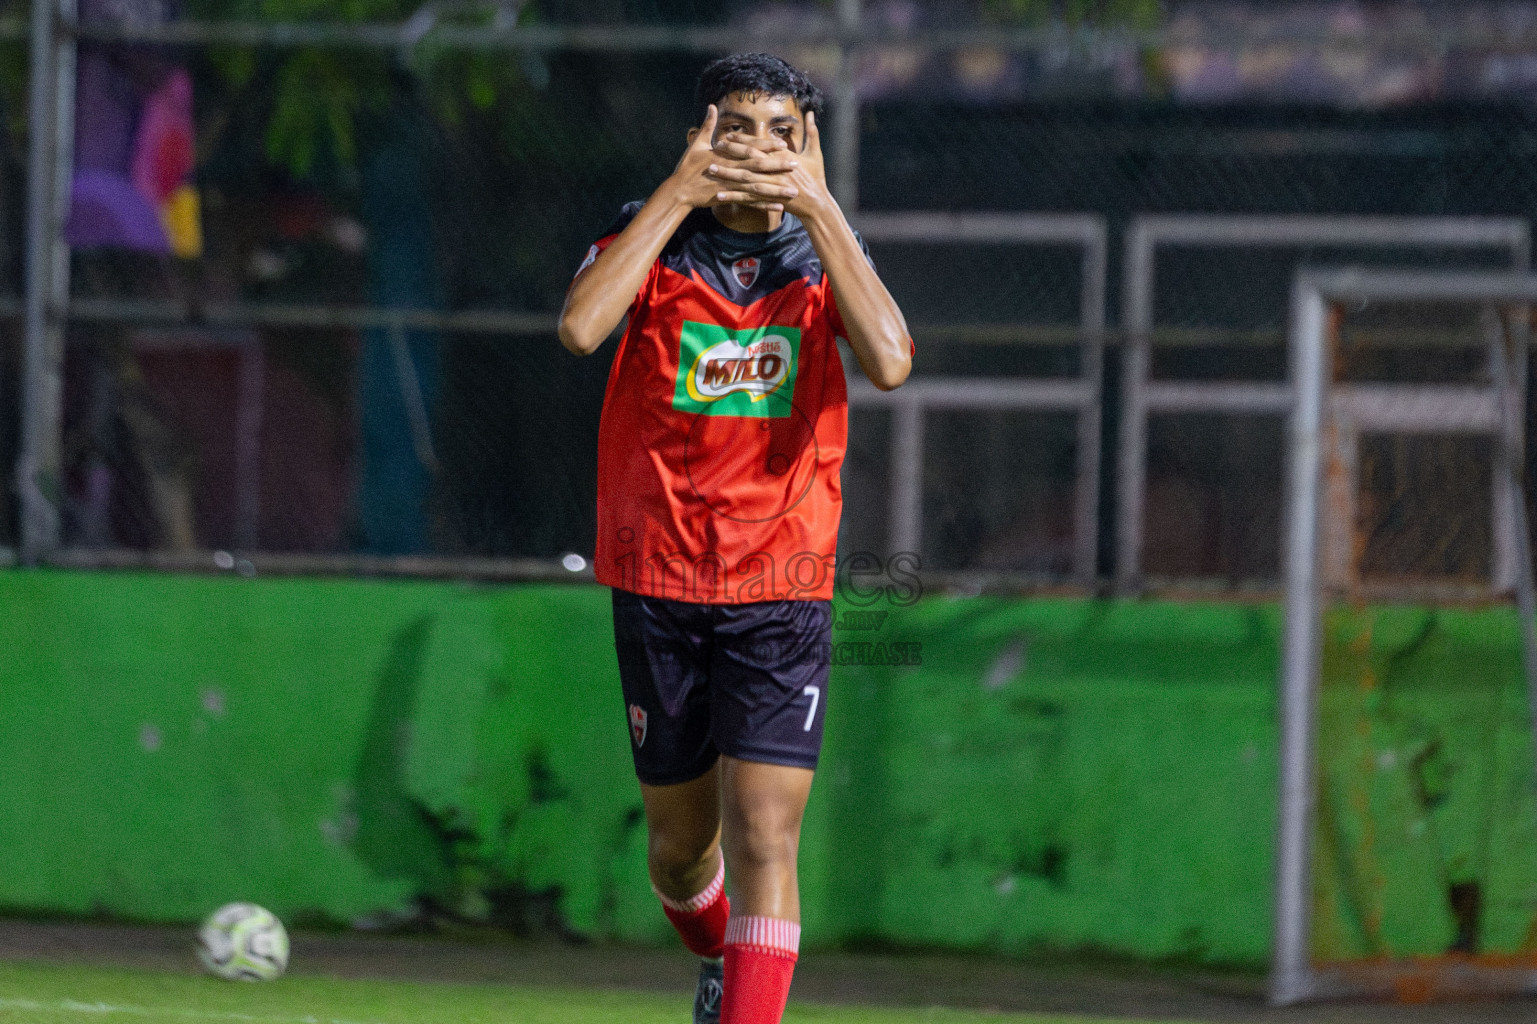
[571,201,644,279]
[602,201,645,240]
[659,208,822,304]
[585,201,874,305]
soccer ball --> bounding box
[196,902,289,981]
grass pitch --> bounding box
[0,960,1172,1024]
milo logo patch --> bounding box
[673,322,800,418]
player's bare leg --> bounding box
[641,764,723,902]
[641,764,729,1023]
[718,756,815,1024]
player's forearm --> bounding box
[801,206,912,391]
[559,188,694,356]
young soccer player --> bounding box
[559,53,911,1024]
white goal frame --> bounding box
[1273,268,1537,1005]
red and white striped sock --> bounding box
[654,857,729,960]
[720,915,800,1024]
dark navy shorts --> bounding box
[612,589,832,786]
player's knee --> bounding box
[648,829,716,879]
[723,800,801,868]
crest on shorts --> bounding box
[732,257,760,288]
[628,704,648,747]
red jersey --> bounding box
[580,203,868,603]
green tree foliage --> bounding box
[183,0,721,179]
[185,0,541,177]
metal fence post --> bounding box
[888,396,923,559]
[1115,221,1153,591]
[1074,225,1108,584]
[19,0,76,565]
[830,0,860,212]
[1270,275,1328,1006]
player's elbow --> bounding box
[868,347,912,391]
[558,313,603,356]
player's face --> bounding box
[709,91,805,153]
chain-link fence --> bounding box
[8,0,1537,590]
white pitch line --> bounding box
[0,996,385,1024]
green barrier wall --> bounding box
[1,570,1532,967]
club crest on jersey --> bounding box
[673,322,801,418]
[732,257,760,288]
[628,704,648,747]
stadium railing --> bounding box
[11,0,1122,584]
[1117,215,1532,593]
[850,212,1107,585]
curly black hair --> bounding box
[695,52,825,122]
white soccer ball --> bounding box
[196,902,289,981]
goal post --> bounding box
[1274,268,1537,1005]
